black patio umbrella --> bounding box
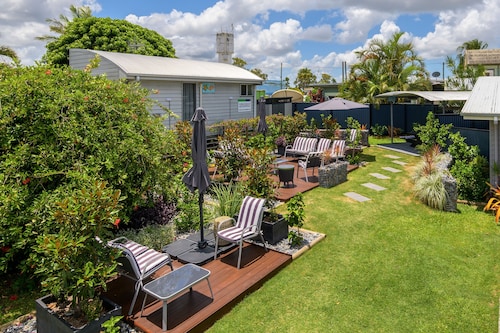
[182,107,211,248]
[256,97,268,135]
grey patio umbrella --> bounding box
[304,97,368,111]
[257,97,268,135]
[182,107,211,248]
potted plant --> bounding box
[242,147,288,244]
[286,193,305,246]
[275,135,287,156]
[32,181,123,333]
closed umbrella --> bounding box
[257,97,268,135]
[182,107,211,248]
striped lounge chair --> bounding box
[108,237,173,315]
[325,139,346,164]
[214,196,267,269]
[284,136,318,157]
[316,138,332,153]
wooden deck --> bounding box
[103,243,291,333]
[210,157,358,202]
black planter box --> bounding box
[261,214,288,245]
[36,295,122,333]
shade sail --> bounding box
[305,97,368,111]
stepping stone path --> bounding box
[344,191,371,202]
[382,166,402,173]
[362,182,386,191]
[344,158,409,202]
[370,173,390,179]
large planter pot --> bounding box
[277,145,286,156]
[261,213,288,245]
[36,295,122,333]
[319,161,348,188]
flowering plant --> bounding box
[31,181,123,322]
[275,135,287,147]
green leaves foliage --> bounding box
[43,17,176,65]
[0,64,177,274]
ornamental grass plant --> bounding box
[209,143,500,333]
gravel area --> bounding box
[1,314,142,333]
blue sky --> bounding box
[2,0,500,83]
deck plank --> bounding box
[103,243,291,333]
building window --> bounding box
[240,84,253,96]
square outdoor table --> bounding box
[140,263,213,331]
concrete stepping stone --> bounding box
[392,160,407,166]
[362,183,386,191]
[385,154,400,159]
[382,166,402,173]
[344,192,371,202]
[370,173,390,179]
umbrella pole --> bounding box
[198,191,208,249]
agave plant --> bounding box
[483,182,500,223]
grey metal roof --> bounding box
[84,49,263,84]
[461,76,500,120]
[376,90,470,101]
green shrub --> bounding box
[210,182,244,218]
[30,181,122,320]
[115,224,176,251]
[412,145,449,210]
[447,132,489,201]
[413,112,452,152]
[0,64,180,274]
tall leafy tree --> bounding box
[43,17,176,65]
[232,57,247,68]
[319,73,335,84]
[294,68,317,91]
[37,5,93,42]
[250,68,268,80]
[340,32,430,103]
[446,39,488,90]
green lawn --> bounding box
[2,141,500,332]
[208,144,500,332]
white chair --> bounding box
[297,151,323,182]
[214,196,267,269]
[108,237,173,316]
[329,140,346,163]
[316,138,332,153]
[285,137,318,157]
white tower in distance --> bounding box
[216,28,234,64]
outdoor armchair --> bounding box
[108,237,173,316]
[325,140,346,164]
[214,196,267,269]
[297,151,323,182]
[316,138,332,153]
[284,136,318,157]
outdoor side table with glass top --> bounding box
[140,263,214,331]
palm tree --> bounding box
[340,32,429,104]
[446,38,488,90]
[37,5,93,41]
[0,46,19,63]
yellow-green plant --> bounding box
[484,182,500,223]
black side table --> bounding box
[277,164,295,187]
